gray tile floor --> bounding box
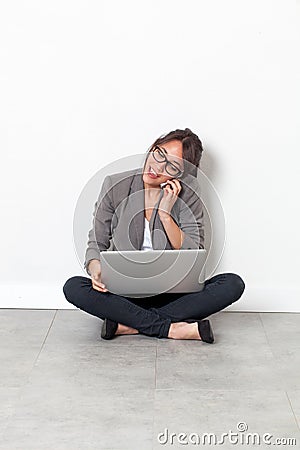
[0,309,299,449]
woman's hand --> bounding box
[158,179,182,218]
[88,259,108,292]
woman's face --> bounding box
[143,139,184,187]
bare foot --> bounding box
[168,322,201,340]
[115,323,139,335]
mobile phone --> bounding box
[160,181,174,189]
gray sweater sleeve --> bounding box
[178,187,205,250]
[83,175,114,275]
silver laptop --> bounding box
[100,249,207,298]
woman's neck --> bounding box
[144,184,160,199]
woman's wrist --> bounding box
[158,211,172,222]
[87,259,101,275]
[158,212,184,249]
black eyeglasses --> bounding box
[151,145,184,178]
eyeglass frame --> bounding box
[150,145,185,179]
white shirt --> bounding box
[141,217,153,251]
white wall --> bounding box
[0,0,299,311]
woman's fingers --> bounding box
[91,277,108,292]
[171,179,181,194]
[163,186,173,195]
[92,277,104,288]
[165,179,181,195]
[92,280,108,292]
[93,285,108,292]
[173,179,182,193]
[165,180,176,191]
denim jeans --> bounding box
[62,272,245,339]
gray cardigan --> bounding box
[84,166,205,275]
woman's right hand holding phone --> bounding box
[88,259,108,292]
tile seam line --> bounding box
[31,309,58,368]
[285,391,300,431]
[258,312,277,360]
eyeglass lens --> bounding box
[153,147,182,177]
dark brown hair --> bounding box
[146,127,204,177]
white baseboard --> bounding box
[0,284,75,310]
[226,285,300,313]
[0,284,299,312]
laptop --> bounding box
[100,249,207,298]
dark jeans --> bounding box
[62,272,245,339]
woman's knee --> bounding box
[62,275,90,305]
[226,273,246,301]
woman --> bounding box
[63,128,245,343]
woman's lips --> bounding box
[147,166,159,178]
